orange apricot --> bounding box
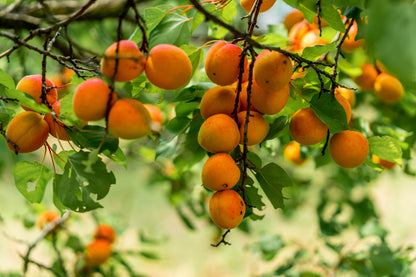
[299,29,328,49]
[283,10,305,31]
[198,114,240,153]
[289,107,328,145]
[374,73,404,103]
[6,111,49,153]
[329,130,369,168]
[37,210,60,230]
[251,82,290,115]
[205,41,247,86]
[94,224,116,244]
[253,50,293,92]
[85,239,112,267]
[288,21,315,49]
[145,44,192,90]
[16,75,58,110]
[334,89,352,123]
[238,82,259,112]
[107,98,151,140]
[72,78,116,121]
[101,40,146,82]
[44,100,71,141]
[144,104,164,133]
[237,110,270,145]
[335,87,356,108]
[201,153,240,191]
[354,63,378,91]
[209,190,246,229]
[240,0,276,13]
[372,154,396,169]
[284,141,307,165]
[342,21,363,52]
[200,86,238,119]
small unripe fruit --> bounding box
[16,75,58,110]
[201,153,240,191]
[329,130,369,168]
[374,73,404,103]
[209,190,246,229]
[289,108,328,145]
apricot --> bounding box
[16,75,58,110]
[342,21,363,52]
[288,21,315,49]
[284,141,307,165]
[198,114,240,153]
[335,87,356,108]
[205,41,247,86]
[251,82,290,115]
[73,78,116,121]
[299,29,328,49]
[101,40,146,82]
[253,50,293,92]
[144,104,164,133]
[107,98,151,140]
[283,9,305,31]
[209,190,245,229]
[240,0,276,13]
[237,110,269,145]
[94,224,116,244]
[37,210,60,230]
[238,82,259,112]
[289,108,328,145]
[372,154,396,169]
[85,239,112,267]
[145,44,192,90]
[374,73,404,103]
[6,111,49,153]
[334,89,352,123]
[44,100,71,141]
[200,86,238,119]
[329,130,369,168]
[201,153,240,191]
[354,63,378,91]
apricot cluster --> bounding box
[84,224,116,267]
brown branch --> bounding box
[211,229,231,247]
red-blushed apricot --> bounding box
[198,114,240,153]
[107,98,151,140]
[283,9,305,31]
[201,153,240,191]
[372,154,396,169]
[144,104,164,133]
[101,40,146,82]
[145,44,192,90]
[354,63,378,91]
[334,89,352,123]
[72,78,116,121]
[237,110,270,145]
[253,50,293,92]
[6,111,49,153]
[209,190,246,229]
[342,21,363,52]
[289,107,328,145]
[85,239,112,267]
[284,141,307,165]
[205,41,247,86]
[329,130,369,168]
[374,73,404,103]
[37,210,60,230]
[251,82,290,115]
[94,224,116,244]
[200,86,238,119]
[44,100,71,141]
[335,87,356,108]
[240,0,276,13]
[16,75,58,110]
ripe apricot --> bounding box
[334,89,352,123]
[289,108,328,145]
[16,75,58,110]
[342,21,363,52]
[205,41,247,86]
[238,82,259,112]
[37,210,60,230]
[144,104,164,133]
[145,44,192,90]
[107,98,151,140]
[198,114,240,153]
[335,87,356,108]
[354,64,378,91]
[284,141,307,165]
[374,73,404,103]
[200,86,238,119]
[372,154,396,169]
[44,100,71,141]
[237,111,270,145]
[94,224,116,244]
[6,111,49,153]
[283,9,305,31]
[85,239,112,267]
[72,78,116,121]
[201,153,240,191]
[240,0,276,13]
[251,82,290,115]
[253,50,293,92]
[299,29,328,49]
[329,130,369,168]
[288,21,315,49]
[209,190,245,229]
[101,40,146,82]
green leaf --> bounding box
[320,0,346,32]
[0,68,15,89]
[255,163,292,209]
[67,125,119,154]
[55,151,116,212]
[174,101,199,117]
[302,42,337,61]
[370,243,401,276]
[0,101,11,126]
[4,88,50,114]
[331,0,365,9]
[139,250,160,260]
[369,136,402,165]
[265,116,289,140]
[13,161,52,203]
[173,83,212,102]
[310,93,349,134]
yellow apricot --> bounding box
[342,21,363,52]
[289,108,328,145]
[107,98,151,140]
[101,40,146,82]
[205,41,247,86]
[145,44,192,90]
[253,50,293,92]
[283,9,305,31]
[209,190,245,229]
[288,21,315,49]
[94,224,116,244]
[85,239,112,267]
[201,153,240,191]
[16,75,58,110]
[335,87,356,108]
[240,0,276,13]
[372,154,396,169]
[200,86,238,119]
[354,63,378,91]
[237,110,269,145]
[238,82,259,112]
[284,141,307,165]
[334,89,352,123]
[6,111,49,153]
[37,210,60,230]
[374,73,404,103]
[299,29,328,49]
[251,82,290,115]
[144,104,164,133]
[329,130,369,168]
[198,114,240,153]
[44,100,71,141]
[73,78,116,121]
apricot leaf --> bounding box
[67,125,119,154]
[265,116,289,140]
[302,42,337,61]
[0,68,15,89]
[4,88,50,114]
[369,136,402,166]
